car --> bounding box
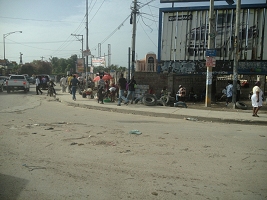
[6,75,30,93]
[0,76,9,92]
[27,77,36,84]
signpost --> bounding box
[206,49,216,57]
[206,57,216,68]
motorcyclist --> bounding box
[48,79,56,95]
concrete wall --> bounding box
[134,72,266,101]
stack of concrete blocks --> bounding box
[134,85,149,99]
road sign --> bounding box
[206,57,216,67]
[206,49,217,57]
[83,49,91,57]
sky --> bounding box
[0,0,265,68]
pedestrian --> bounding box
[98,75,105,90]
[177,85,186,102]
[109,84,117,102]
[126,76,137,104]
[175,85,182,101]
[70,75,79,101]
[219,87,227,101]
[97,76,105,104]
[226,80,233,106]
[117,73,129,106]
[67,74,73,94]
[42,76,48,89]
[60,75,67,93]
[97,85,104,104]
[251,81,263,117]
[35,76,43,95]
[161,86,168,96]
[105,80,110,98]
[236,80,241,101]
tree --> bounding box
[19,63,36,76]
[32,60,52,75]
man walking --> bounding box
[117,73,129,106]
[126,76,137,104]
[60,75,67,93]
[70,75,79,101]
[35,76,43,95]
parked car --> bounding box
[27,77,36,84]
[6,75,30,93]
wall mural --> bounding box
[160,60,267,75]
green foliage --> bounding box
[18,55,126,76]
[93,64,127,74]
[19,63,36,76]
[49,55,77,74]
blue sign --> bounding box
[206,49,217,57]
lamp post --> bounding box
[3,31,22,65]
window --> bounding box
[147,57,154,72]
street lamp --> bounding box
[3,31,22,65]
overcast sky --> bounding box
[0,0,265,68]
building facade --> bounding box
[135,52,158,72]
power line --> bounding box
[89,0,106,23]
[92,14,131,50]
[0,16,81,23]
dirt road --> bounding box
[0,95,266,200]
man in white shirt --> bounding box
[35,76,43,95]
[60,76,67,93]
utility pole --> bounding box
[128,47,131,81]
[71,34,84,72]
[98,43,101,58]
[108,44,111,68]
[41,56,45,61]
[232,0,241,105]
[19,52,23,65]
[205,0,215,107]
[86,0,89,87]
[131,0,138,77]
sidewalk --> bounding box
[56,91,267,126]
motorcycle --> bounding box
[47,85,56,97]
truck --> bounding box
[5,75,30,93]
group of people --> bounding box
[221,80,264,117]
[35,76,56,96]
[38,73,264,117]
[160,85,187,102]
[96,74,137,106]
[224,80,241,106]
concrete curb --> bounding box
[59,99,267,126]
